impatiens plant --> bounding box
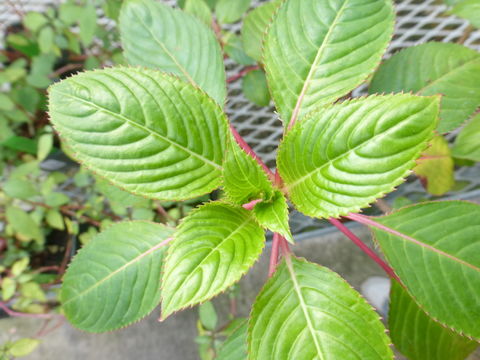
[47,0,480,358]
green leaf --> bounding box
[217,319,248,360]
[389,280,478,360]
[223,33,256,66]
[253,191,293,243]
[46,209,65,230]
[0,93,15,111]
[198,301,218,331]
[11,258,29,277]
[1,136,37,155]
[184,0,212,26]
[3,178,38,200]
[242,69,271,106]
[6,206,44,244]
[9,339,41,357]
[23,12,48,33]
[449,0,480,28]
[45,192,69,207]
[38,26,55,54]
[248,257,393,359]
[1,277,16,301]
[452,114,480,162]
[242,0,280,62]
[61,221,173,332]
[413,135,454,196]
[264,0,394,126]
[79,3,97,46]
[102,0,123,21]
[371,201,480,340]
[48,67,228,200]
[161,202,265,319]
[370,42,480,133]
[37,133,53,161]
[222,137,274,204]
[278,94,439,219]
[215,0,251,24]
[119,0,226,105]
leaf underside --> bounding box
[119,0,226,104]
[264,0,394,126]
[278,94,439,219]
[61,221,173,333]
[48,67,228,200]
[248,257,393,360]
[372,201,480,340]
[389,280,478,360]
[369,42,480,133]
[161,202,265,319]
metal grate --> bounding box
[2,0,480,235]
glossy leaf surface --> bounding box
[61,221,173,332]
[248,257,393,359]
[161,203,264,319]
[452,114,480,161]
[253,191,293,243]
[370,42,480,133]
[48,67,228,200]
[389,280,478,360]
[372,201,480,340]
[119,0,226,104]
[264,0,394,125]
[278,94,439,218]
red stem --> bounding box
[268,233,281,277]
[227,65,260,83]
[329,218,399,281]
[229,124,275,181]
[0,302,55,319]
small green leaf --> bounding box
[223,137,274,204]
[0,93,15,111]
[59,3,82,25]
[248,257,393,359]
[242,0,280,62]
[217,319,248,360]
[278,94,439,219]
[389,280,478,360]
[45,192,69,207]
[184,0,212,25]
[48,67,228,200]
[23,12,48,33]
[1,277,16,301]
[46,209,65,230]
[242,69,271,106]
[3,178,38,200]
[449,0,480,28]
[38,26,55,54]
[413,135,454,196]
[371,201,480,340]
[79,3,97,46]
[11,258,30,277]
[9,338,41,357]
[370,42,480,133]
[37,133,53,162]
[198,301,218,331]
[215,0,251,24]
[223,33,256,66]
[119,0,226,105]
[6,206,44,244]
[2,136,37,155]
[21,282,46,302]
[253,191,293,243]
[452,114,480,162]
[102,0,123,21]
[264,0,394,126]
[61,221,173,332]
[161,202,265,319]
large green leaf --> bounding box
[449,0,480,28]
[278,94,439,219]
[264,0,394,126]
[370,42,480,133]
[248,257,393,359]
[253,191,293,243]
[389,281,478,360]
[241,0,280,62]
[413,135,454,196]
[217,319,248,360]
[452,114,480,162]
[119,0,226,105]
[161,202,264,319]
[61,221,173,332]
[371,201,480,340]
[48,67,228,200]
[222,136,274,204]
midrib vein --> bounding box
[289,0,349,126]
[55,90,222,170]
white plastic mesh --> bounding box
[1,0,479,234]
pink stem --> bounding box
[329,218,399,281]
[229,124,275,181]
[346,213,400,235]
[268,233,281,277]
[0,302,55,319]
[242,199,263,210]
[226,65,260,83]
